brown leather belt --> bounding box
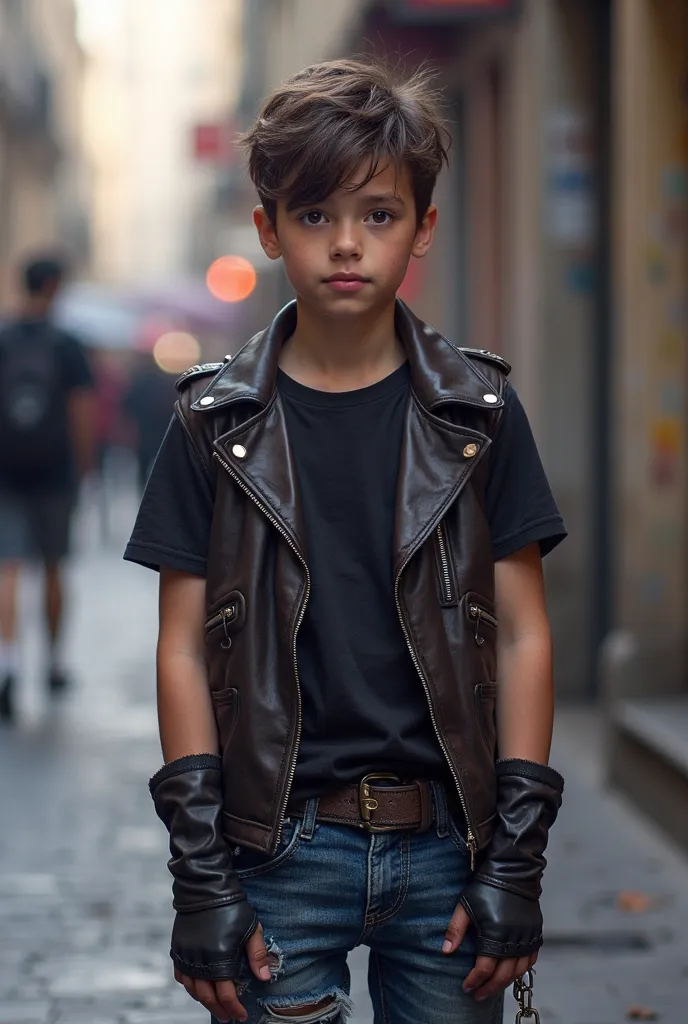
[287,774,441,833]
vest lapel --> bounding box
[393,395,490,578]
[213,394,308,562]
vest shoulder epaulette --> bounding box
[459,348,512,376]
[175,362,224,393]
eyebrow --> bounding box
[287,191,407,212]
[360,192,406,207]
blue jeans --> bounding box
[214,784,504,1023]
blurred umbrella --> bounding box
[131,279,239,330]
[54,283,142,349]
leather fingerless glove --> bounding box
[459,758,564,958]
[149,754,258,980]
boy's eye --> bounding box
[368,210,393,225]
[301,211,326,225]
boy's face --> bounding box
[254,161,436,319]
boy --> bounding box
[0,256,94,722]
[125,59,566,1024]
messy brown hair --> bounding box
[240,58,450,225]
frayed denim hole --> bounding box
[259,986,353,1022]
[264,934,284,979]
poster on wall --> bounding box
[545,110,596,249]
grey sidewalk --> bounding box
[1,536,687,1023]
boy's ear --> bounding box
[411,204,438,260]
[253,206,282,260]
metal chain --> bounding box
[513,969,541,1024]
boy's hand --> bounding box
[174,923,271,1022]
[443,903,538,1002]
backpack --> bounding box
[0,320,69,486]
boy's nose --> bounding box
[330,227,362,260]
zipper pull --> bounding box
[470,606,485,647]
[221,608,233,650]
[467,833,477,872]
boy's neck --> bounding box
[278,297,406,393]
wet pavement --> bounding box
[1,490,687,1023]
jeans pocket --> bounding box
[233,818,302,879]
[448,812,469,858]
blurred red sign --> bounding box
[192,123,234,163]
[396,0,513,19]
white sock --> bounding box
[0,641,19,676]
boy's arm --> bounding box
[151,567,270,1022]
[494,543,553,762]
[443,543,564,1003]
[157,568,218,761]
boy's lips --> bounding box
[323,273,371,292]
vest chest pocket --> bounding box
[212,686,238,752]
[434,522,459,607]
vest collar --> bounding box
[191,299,503,413]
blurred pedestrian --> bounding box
[126,59,567,1024]
[0,255,94,723]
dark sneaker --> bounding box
[47,669,71,697]
[0,674,15,723]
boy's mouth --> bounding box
[323,273,371,293]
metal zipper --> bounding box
[206,602,239,650]
[468,603,498,648]
[395,562,477,870]
[213,451,310,848]
[435,522,455,605]
[205,602,237,633]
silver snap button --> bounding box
[200,396,215,406]
[483,394,498,404]
[463,443,479,458]
[232,444,247,459]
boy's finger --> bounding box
[246,923,273,981]
[443,902,470,953]
[473,957,518,1001]
[215,979,247,1021]
[513,956,531,982]
[179,973,199,1002]
[193,979,238,1022]
[462,954,497,993]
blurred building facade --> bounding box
[229,0,688,847]
[79,0,243,287]
[0,0,90,306]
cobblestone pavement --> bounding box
[1,499,687,1023]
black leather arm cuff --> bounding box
[460,879,543,958]
[149,753,222,793]
[459,759,564,958]
[150,754,257,980]
[496,757,564,791]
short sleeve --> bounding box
[59,333,94,390]
[123,415,214,575]
[486,384,567,561]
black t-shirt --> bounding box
[0,318,94,492]
[125,368,566,799]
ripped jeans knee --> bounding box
[259,987,353,1024]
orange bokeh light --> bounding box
[206,255,257,302]
[153,331,201,374]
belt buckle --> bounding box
[359,773,400,831]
